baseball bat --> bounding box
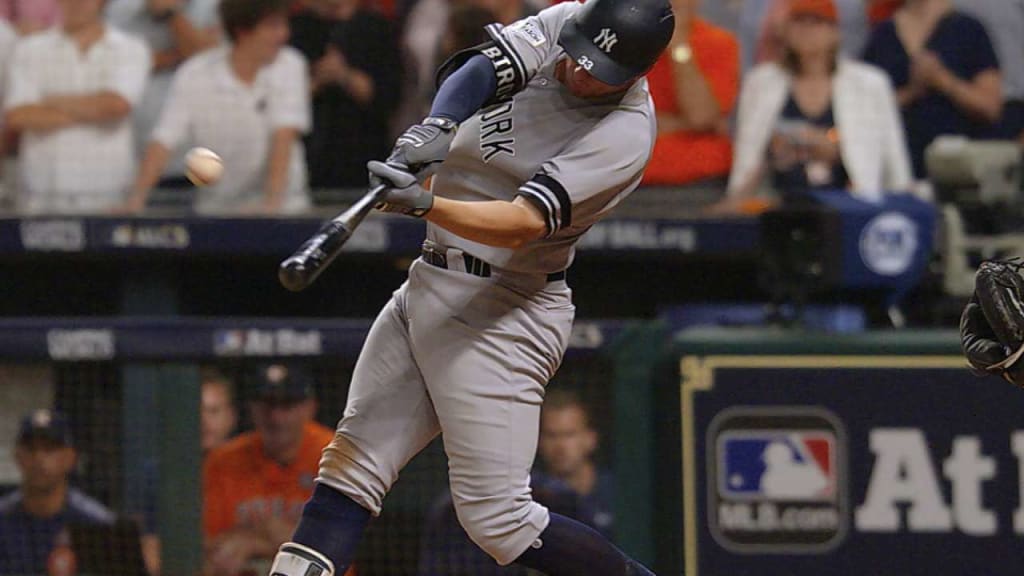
[278,183,389,292]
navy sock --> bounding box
[514,513,656,576]
[291,483,371,573]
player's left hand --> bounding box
[387,117,458,177]
[368,161,434,217]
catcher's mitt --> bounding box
[961,259,1024,386]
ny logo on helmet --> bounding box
[593,28,618,53]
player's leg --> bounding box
[270,287,440,576]
[434,374,655,576]
[515,514,656,576]
[411,266,656,575]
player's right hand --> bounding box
[388,116,458,176]
[368,161,434,218]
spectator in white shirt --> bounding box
[3,0,152,214]
[123,0,311,215]
[725,0,912,206]
[106,0,222,184]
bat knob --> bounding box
[278,260,311,292]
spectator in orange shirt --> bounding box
[202,363,336,576]
[642,0,739,186]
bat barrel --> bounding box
[277,184,388,292]
[278,259,315,292]
[278,221,352,291]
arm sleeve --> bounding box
[516,110,652,237]
[429,55,498,123]
[435,2,576,107]
[269,50,312,133]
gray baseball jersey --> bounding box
[315,2,656,567]
[429,1,657,274]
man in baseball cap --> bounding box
[17,409,75,448]
[0,410,114,575]
[249,363,315,404]
[202,364,340,575]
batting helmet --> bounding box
[557,0,675,86]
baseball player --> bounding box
[268,1,674,575]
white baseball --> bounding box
[185,147,224,187]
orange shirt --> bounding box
[643,18,740,186]
[203,422,335,539]
[868,0,900,24]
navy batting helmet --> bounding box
[558,0,675,86]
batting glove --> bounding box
[388,116,458,176]
[367,161,434,218]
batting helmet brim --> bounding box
[558,19,643,87]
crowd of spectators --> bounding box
[0,0,1019,215]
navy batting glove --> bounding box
[367,161,434,218]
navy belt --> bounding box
[421,246,566,282]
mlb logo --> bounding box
[718,431,836,502]
[213,330,245,356]
[707,407,847,552]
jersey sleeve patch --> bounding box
[483,23,528,102]
[507,19,546,48]
[517,173,572,237]
[434,22,532,107]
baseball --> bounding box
[185,147,224,187]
